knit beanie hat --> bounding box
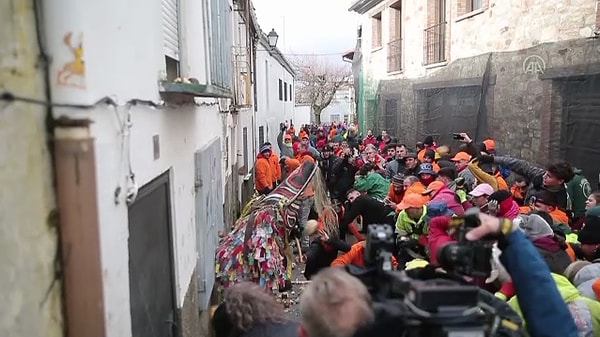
[564,260,592,283]
[515,214,554,240]
[391,174,405,185]
[259,143,271,153]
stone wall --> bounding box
[377,38,600,167]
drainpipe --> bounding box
[54,119,106,337]
[40,1,107,336]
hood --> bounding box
[572,167,583,175]
[552,273,580,302]
[573,263,600,286]
[532,236,561,252]
[256,152,270,160]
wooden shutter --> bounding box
[162,0,180,60]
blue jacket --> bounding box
[501,230,578,337]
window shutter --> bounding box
[162,0,180,60]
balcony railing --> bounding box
[387,38,402,73]
[423,22,447,65]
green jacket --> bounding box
[509,273,600,336]
[395,206,428,239]
[566,168,592,218]
[354,172,390,200]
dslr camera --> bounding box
[344,221,521,337]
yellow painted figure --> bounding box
[57,32,85,88]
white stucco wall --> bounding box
[255,42,295,155]
[293,105,313,127]
[42,0,232,336]
[318,87,352,124]
[0,2,63,337]
[357,0,598,80]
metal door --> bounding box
[421,86,481,145]
[562,75,600,187]
[128,172,177,337]
[195,137,224,309]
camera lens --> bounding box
[437,242,473,275]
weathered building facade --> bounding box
[350,0,600,185]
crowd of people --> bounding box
[229,120,600,337]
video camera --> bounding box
[437,207,494,278]
[346,220,521,337]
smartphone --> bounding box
[452,133,464,140]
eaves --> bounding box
[348,0,384,14]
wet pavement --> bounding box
[275,259,307,319]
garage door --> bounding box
[562,75,600,188]
[420,85,485,146]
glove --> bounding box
[456,189,468,203]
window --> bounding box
[162,0,181,80]
[387,2,402,72]
[467,0,483,12]
[278,79,283,101]
[258,126,265,146]
[423,0,447,65]
[209,0,232,89]
[284,81,288,101]
[243,127,248,170]
[289,83,293,102]
[330,114,341,122]
[371,12,382,49]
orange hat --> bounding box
[450,152,471,162]
[422,181,445,195]
[483,139,496,151]
[397,193,426,210]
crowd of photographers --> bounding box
[225,121,600,337]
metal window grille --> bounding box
[423,22,446,65]
[387,38,402,72]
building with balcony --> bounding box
[350,0,600,185]
[1,0,267,337]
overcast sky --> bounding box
[251,0,360,62]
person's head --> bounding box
[423,149,436,163]
[405,153,418,169]
[301,135,310,146]
[299,142,309,153]
[340,140,349,149]
[513,176,528,191]
[543,162,574,187]
[403,175,419,189]
[423,136,434,148]
[284,133,293,145]
[259,143,271,158]
[418,163,437,186]
[212,282,288,337]
[386,146,396,158]
[531,190,559,213]
[450,152,471,171]
[367,129,373,137]
[398,193,426,219]
[346,189,361,203]
[321,145,332,159]
[469,183,494,207]
[395,144,407,159]
[299,267,374,337]
[391,174,405,193]
[437,167,457,184]
[332,142,340,151]
[576,210,600,260]
[363,144,377,161]
[586,191,600,209]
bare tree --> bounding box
[292,56,351,124]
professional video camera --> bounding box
[437,207,495,278]
[346,219,522,337]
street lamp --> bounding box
[267,28,279,49]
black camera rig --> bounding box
[345,220,522,337]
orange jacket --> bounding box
[331,242,398,268]
[297,153,315,197]
[254,155,273,191]
[387,185,405,205]
[495,173,508,190]
[591,279,600,301]
[395,182,429,212]
[268,152,282,181]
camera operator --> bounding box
[339,189,395,238]
[331,240,399,269]
[330,145,359,202]
[318,145,341,197]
